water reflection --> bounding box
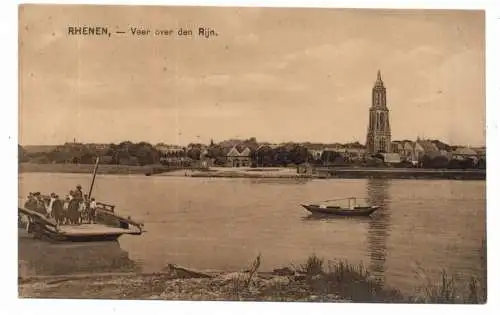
[248,178,311,185]
[18,235,139,277]
[366,178,392,287]
[302,214,374,223]
[18,173,485,294]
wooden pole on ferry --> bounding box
[88,156,100,199]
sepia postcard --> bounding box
[17,3,487,306]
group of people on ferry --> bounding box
[24,184,98,225]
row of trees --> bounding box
[20,142,164,166]
[19,142,348,167]
[104,142,161,166]
[420,155,486,170]
[250,145,311,167]
[19,141,486,170]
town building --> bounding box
[414,140,441,160]
[155,144,189,166]
[309,149,323,161]
[366,71,392,154]
[382,152,402,164]
[452,147,480,161]
[391,139,455,165]
[154,144,185,156]
[224,145,252,167]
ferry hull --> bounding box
[18,207,142,243]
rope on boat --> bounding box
[318,197,357,203]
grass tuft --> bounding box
[300,253,324,275]
[226,253,486,303]
[228,253,262,300]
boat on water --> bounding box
[18,157,145,242]
[300,197,380,217]
[18,204,143,242]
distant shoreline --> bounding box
[308,167,486,180]
[188,169,485,180]
[19,163,486,180]
[19,163,155,175]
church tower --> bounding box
[366,70,392,154]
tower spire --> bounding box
[375,70,384,88]
[366,71,391,154]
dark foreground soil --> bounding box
[19,271,348,302]
[18,263,485,304]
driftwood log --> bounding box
[166,264,213,279]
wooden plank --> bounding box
[166,264,213,279]
[57,224,136,236]
[18,208,57,228]
[97,208,143,228]
[96,202,115,212]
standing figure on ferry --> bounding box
[89,198,97,224]
[68,191,80,225]
[62,196,71,224]
[24,193,37,211]
[34,193,47,215]
[74,185,84,200]
[52,195,64,225]
[46,193,59,218]
[73,185,84,224]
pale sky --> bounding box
[19,5,485,146]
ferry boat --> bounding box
[18,157,144,242]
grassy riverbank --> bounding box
[18,163,485,180]
[19,254,486,303]
[185,167,486,180]
[18,163,174,175]
[314,168,486,180]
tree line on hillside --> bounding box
[19,141,345,167]
[19,142,162,166]
[18,140,485,170]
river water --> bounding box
[18,173,486,296]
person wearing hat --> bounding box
[34,193,46,215]
[24,193,37,211]
[73,185,84,223]
[52,194,64,225]
[74,185,83,200]
[67,191,75,224]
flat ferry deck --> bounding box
[56,224,139,236]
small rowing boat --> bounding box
[300,197,380,217]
